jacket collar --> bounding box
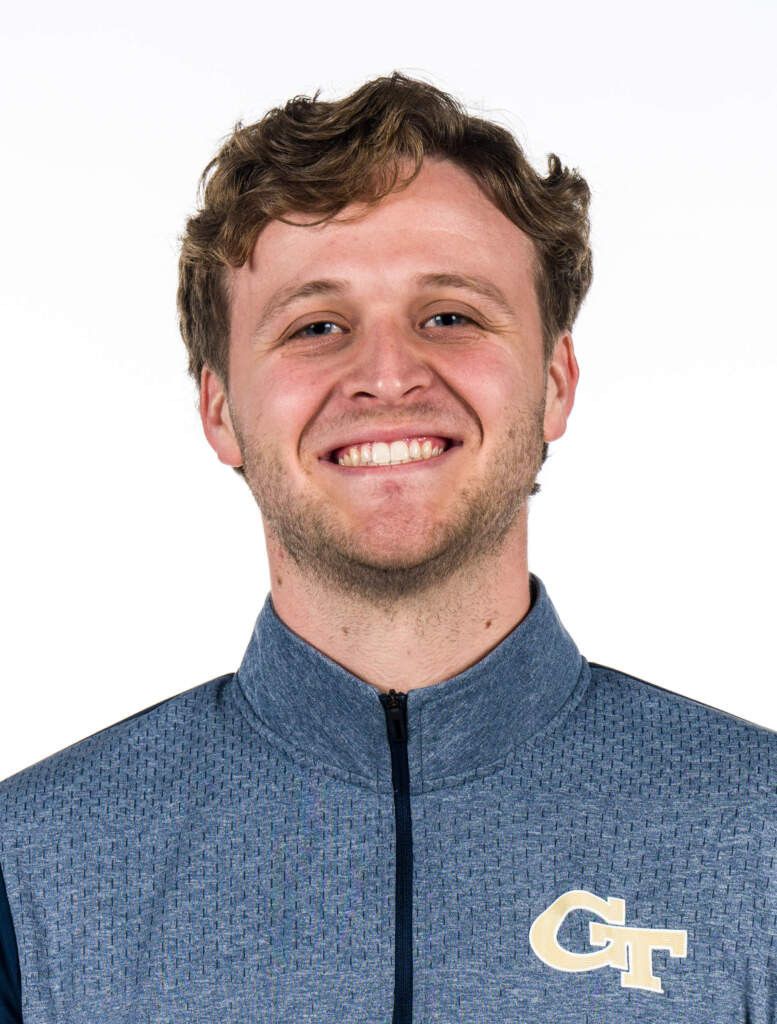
[234,572,586,793]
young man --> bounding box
[1,73,775,1023]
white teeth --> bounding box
[389,440,406,463]
[373,441,391,465]
[338,438,447,467]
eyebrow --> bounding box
[251,271,515,340]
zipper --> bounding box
[379,688,413,1024]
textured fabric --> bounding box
[0,862,21,1023]
[0,572,775,1022]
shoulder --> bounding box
[577,660,777,801]
[586,659,777,744]
[0,673,235,838]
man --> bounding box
[1,72,775,1023]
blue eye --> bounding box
[289,311,476,340]
[291,320,343,338]
[425,312,475,328]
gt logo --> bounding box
[529,889,687,994]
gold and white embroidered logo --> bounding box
[529,889,687,994]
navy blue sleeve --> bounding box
[0,862,22,1022]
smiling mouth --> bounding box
[326,438,462,467]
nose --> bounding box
[336,317,437,403]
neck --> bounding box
[263,512,532,695]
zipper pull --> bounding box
[380,688,408,743]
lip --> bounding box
[317,430,462,461]
[318,442,462,475]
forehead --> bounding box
[232,157,537,309]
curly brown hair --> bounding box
[177,71,592,401]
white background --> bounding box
[1,0,775,781]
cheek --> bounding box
[240,362,324,453]
[449,348,528,418]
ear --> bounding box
[199,365,244,467]
[543,332,579,443]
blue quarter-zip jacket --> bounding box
[1,573,776,1022]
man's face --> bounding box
[202,157,576,611]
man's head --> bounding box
[179,74,591,611]
[178,72,592,418]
